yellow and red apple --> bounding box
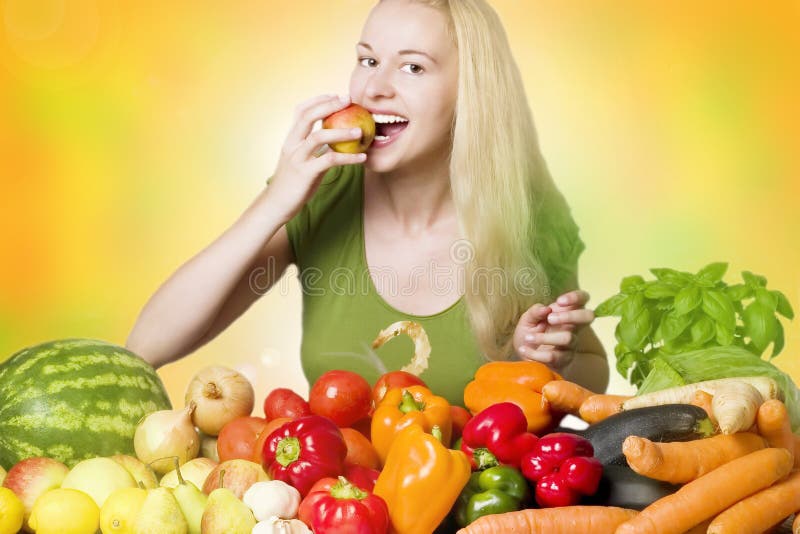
[2,457,69,532]
[322,103,375,153]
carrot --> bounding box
[622,432,767,484]
[542,380,595,415]
[706,469,800,534]
[795,434,800,468]
[578,394,630,424]
[690,389,715,424]
[614,447,794,534]
[622,376,781,411]
[756,399,795,461]
[455,505,637,534]
[712,381,763,434]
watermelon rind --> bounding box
[0,338,172,469]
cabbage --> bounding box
[637,346,800,431]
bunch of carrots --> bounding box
[456,378,800,534]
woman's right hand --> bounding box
[265,93,367,224]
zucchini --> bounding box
[582,465,681,510]
[555,404,715,465]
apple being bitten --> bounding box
[322,103,375,153]
[2,457,69,532]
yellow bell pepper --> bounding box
[371,385,452,465]
[373,424,471,534]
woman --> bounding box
[126,0,609,406]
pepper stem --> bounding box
[399,390,424,413]
[431,425,443,442]
[275,436,301,467]
[330,476,368,500]
[474,447,499,469]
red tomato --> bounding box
[372,371,427,406]
[309,370,372,427]
[263,388,311,421]
[217,416,267,462]
[251,417,292,464]
[450,405,473,442]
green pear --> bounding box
[200,487,256,534]
[133,487,188,534]
[170,466,207,534]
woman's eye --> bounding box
[358,57,377,67]
[401,64,423,75]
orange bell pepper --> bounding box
[373,424,471,534]
[463,361,558,433]
[371,385,452,465]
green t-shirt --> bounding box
[285,164,584,407]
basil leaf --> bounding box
[771,321,785,358]
[674,286,702,316]
[690,315,716,345]
[743,301,777,353]
[621,275,645,294]
[655,300,674,311]
[696,262,728,284]
[702,289,736,332]
[619,307,652,350]
[650,268,693,285]
[772,290,795,319]
[614,342,631,359]
[660,309,693,342]
[726,284,751,301]
[742,270,767,288]
[755,288,778,311]
[594,293,627,317]
[622,293,645,321]
[615,350,641,378]
[715,320,735,346]
[644,281,679,299]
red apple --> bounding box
[2,457,69,532]
[322,103,375,153]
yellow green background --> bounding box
[1,0,798,409]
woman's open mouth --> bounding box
[372,118,409,149]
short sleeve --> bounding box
[283,164,351,268]
[535,186,586,298]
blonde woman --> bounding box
[127,0,609,406]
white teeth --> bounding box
[372,113,409,124]
[375,135,389,141]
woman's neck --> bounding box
[366,164,455,237]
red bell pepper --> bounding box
[520,432,603,507]
[298,476,389,534]
[343,463,381,493]
[460,402,539,470]
[262,415,347,496]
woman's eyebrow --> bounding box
[356,42,438,65]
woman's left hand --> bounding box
[512,290,594,369]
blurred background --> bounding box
[1,0,798,410]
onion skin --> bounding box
[134,403,200,475]
[185,366,255,436]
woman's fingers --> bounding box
[524,330,576,348]
[285,94,352,149]
[547,308,594,326]
[520,303,552,327]
[297,127,365,160]
[307,149,368,174]
[555,290,591,308]
[519,346,574,369]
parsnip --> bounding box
[712,381,763,434]
[623,376,780,411]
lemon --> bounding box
[0,487,24,534]
[100,487,147,534]
[28,488,100,534]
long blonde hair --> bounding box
[388,0,577,360]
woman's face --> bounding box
[350,0,458,173]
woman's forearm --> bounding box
[126,188,288,367]
[561,326,610,393]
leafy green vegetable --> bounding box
[636,346,800,431]
[595,262,795,387]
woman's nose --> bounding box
[363,67,395,100]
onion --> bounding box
[185,366,255,435]
[133,403,200,475]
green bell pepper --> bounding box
[454,465,530,527]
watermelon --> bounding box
[0,338,172,469]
